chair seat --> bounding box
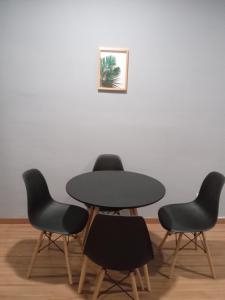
[32,200,89,234]
[158,202,215,233]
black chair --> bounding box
[92,154,124,214]
[23,168,89,284]
[93,154,124,172]
[158,171,225,279]
[78,214,154,300]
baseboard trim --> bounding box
[145,218,159,224]
[145,217,225,224]
[0,217,225,224]
[216,218,225,224]
[0,218,29,224]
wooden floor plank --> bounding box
[0,224,225,299]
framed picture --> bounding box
[97,47,129,92]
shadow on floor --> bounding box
[6,231,175,299]
[6,230,224,299]
[151,230,225,280]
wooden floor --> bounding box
[0,223,225,300]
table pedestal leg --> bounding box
[129,208,138,216]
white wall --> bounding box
[0,0,224,218]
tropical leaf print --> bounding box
[100,55,121,88]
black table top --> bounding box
[66,171,165,209]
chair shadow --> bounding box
[151,231,225,281]
[5,232,172,300]
[6,231,225,299]
[6,238,83,284]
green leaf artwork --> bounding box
[100,55,121,88]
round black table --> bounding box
[66,171,165,244]
[66,170,165,209]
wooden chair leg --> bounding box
[130,272,140,300]
[135,268,144,291]
[63,235,73,285]
[133,208,138,216]
[159,231,170,249]
[129,208,138,216]
[169,232,183,279]
[82,207,94,246]
[175,233,178,246]
[201,232,216,279]
[143,264,151,292]
[48,232,52,249]
[27,231,44,278]
[78,255,88,294]
[92,268,105,300]
[194,233,198,250]
[83,207,99,246]
[129,208,135,215]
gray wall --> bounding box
[0,0,225,218]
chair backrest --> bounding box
[23,169,53,223]
[84,214,154,271]
[195,171,225,225]
[93,154,124,171]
